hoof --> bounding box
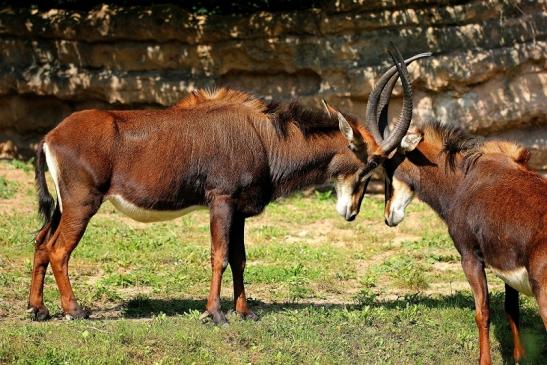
[200,310,228,325]
[237,310,259,321]
[64,308,90,320]
[27,305,50,321]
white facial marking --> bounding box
[489,266,533,297]
[335,176,354,219]
[386,177,414,226]
[43,143,63,213]
[107,194,204,223]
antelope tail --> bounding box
[35,141,58,229]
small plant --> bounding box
[360,271,378,289]
[355,271,379,306]
[381,255,429,290]
[92,283,122,302]
[0,176,18,199]
[286,263,312,302]
[334,269,353,281]
[394,263,428,290]
[428,253,459,263]
[412,232,453,249]
[252,225,288,240]
[355,287,377,306]
[8,159,33,173]
[288,276,311,302]
[314,189,333,201]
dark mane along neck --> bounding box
[268,101,343,138]
[420,121,484,173]
[420,120,530,173]
[404,121,532,220]
[260,102,354,198]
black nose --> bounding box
[384,218,389,226]
[346,212,357,221]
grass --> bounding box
[0,160,545,364]
[0,176,18,199]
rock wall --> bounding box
[0,1,546,172]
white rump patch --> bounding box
[43,143,63,213]
[489,266,534,297]
[107,194,203,223]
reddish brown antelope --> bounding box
[355,47,546,364]
[29,51,429,324]
[383,126,546,363]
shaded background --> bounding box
[0,0,545,174]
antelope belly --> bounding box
[107,194,203,223]
[489,266,534,297]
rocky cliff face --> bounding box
[0,1,545,172]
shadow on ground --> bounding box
[119,292,545,364]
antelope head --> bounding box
[321,100,372,221]
[363,45,430,226]
[328,45,430,223]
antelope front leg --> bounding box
[201,195,232,325]
[461,254,492,365]
[229,214,258,320]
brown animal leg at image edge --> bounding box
[461,254,492,365]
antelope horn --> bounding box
[365,51,431,148]
[377,72,400,139]
[378,45,413,154]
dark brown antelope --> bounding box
[29,50,429,324]
[358,47,546,365]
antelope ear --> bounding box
[400,131,423,152]
[321,99,338,118]
[337,112,354,142]
[323,100,365,151]
[336,112,367,153]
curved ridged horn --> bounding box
[377,72,400,139]
[365,51,431,149]
[378,46,413,154]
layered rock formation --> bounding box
[0,1,545,172]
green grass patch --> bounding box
[0,176,18,199]
[8,158,34,173]
[0,160,545,364]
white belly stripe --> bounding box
[107,194,204,223]
[489,266,534,297]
